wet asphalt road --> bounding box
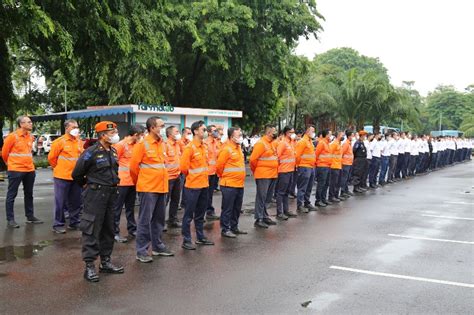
[0,161,473,314]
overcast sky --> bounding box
[295,0,473,95]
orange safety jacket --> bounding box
[165,138,181,180]
[315,138,332,168]
[341,140,354,166]
[216,141,245,188]
[48,134,84,180]
[329,140,343,170]
[114,138,135,186]
[277,137,296,173]
[249,135,278,179]
[205,137,219,176]
[129,134,169,193]
[1,129,35,172]
[178,138,190,153]
[180,138,209,189]
[295,134,315,168]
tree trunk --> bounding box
[0,35,15,137]
[373,117,381,134]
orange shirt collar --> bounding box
[192,138,203,147]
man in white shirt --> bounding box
[378,133,391,185]
[361,134,373,189]
[429,136,438,170]
[403,133,412,177]
[387,132,399,183]
[394,132,407,180]
[368,133,382,188]
[408,135,419,176]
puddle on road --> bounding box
[302,292,341,311]
[374,238,422,264]
[0,240,53,262]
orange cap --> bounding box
[358,130,368,136]
[95,121,117,133]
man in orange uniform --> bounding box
[315,129,332,207]
[48,119,84,233]
[2,115,43,228]
[178,127,192,210]
[130,116,173,263]
[249,124,279,228]
[328,131,344,203]
[216,127,248,238]
[340,130,355,199]
[275,126,297,220]
[204,124,221,220]
[295,125,317,213]
[165,125,182,229]
[180,120,215,250]
[113,124,145,243]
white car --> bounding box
[40,134,61,153]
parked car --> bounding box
[41,134,61,153]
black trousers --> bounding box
[351,158,369,189]
[114,186,137,236]
[80,186,118,262]
[166,177,181,223]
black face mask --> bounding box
[341,136,346,142]
[272,133,278,139]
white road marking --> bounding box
[444,201,472,205]
[422,214,474,221]
[330,266,474,288]
[388,234,474,245]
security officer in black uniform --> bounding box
[351,130,368,194]
[72,121,124,282]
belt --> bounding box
[88,183,118,191]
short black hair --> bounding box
[182,127,191,133]
[166,125,177,137]
[306,125,315,132]
[282,125,293,135]
[146,116,161,132]
[345,129,354,138]
[207,124,216,132]
[128,124,145,136]
[321,129,330,138]
[317,130,323,137]
[191,120,205,136]
[264,124,276,132]
[228,126,240,138]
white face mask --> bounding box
[203,131,209,140]
[290,133,296,140]
[159,128,167,139]
[221,135,226,142]
[108,134,120,144]
[234,136,243,144]
[310,132,316,139]
[69,128,80,137]
[174,133,182,141]
[185,134,193,141]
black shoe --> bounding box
[99,258,124,274]
[84,263,99,282]
[346,191,354,196]
[284,211,297,218]
[221,230,237,238]
[353,188,364,193]
[7,220,19,228]
[231,228,248,235]
[305,204,317,211]
[315,201,327,207]
[67,224,80,231]
[276,213,289,221]
[182,242,197,250]
[369,185,377,189]
[167,221,182,228]
[323,200,332,205]
[114,235,128,243]
[328,198,340,203]
[152,247,174,256]
[297,206,309,213]
[254,219,269,229]
[263,218,276,225]
[205,213,220,221]
[26,216,43,224]
[52,226,66,234]
[136,254,153,263]
[196,238,215,245]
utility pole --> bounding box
[64,82,67,112]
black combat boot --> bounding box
[84,262,99,282]
[99,257,124,274]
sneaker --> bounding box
[114,235,128,243]
[231,228,248,235]
[305,204,317,211]
[26,216,43,224]
[205,213,220,221]
[7,220,20,228]
[67,224,80,231]
[152,247,174,257]
[315,201,327,208]
[52,226,66,234]
[263,217,277,225]
[221,230,237,238]
[254,219,269,229]
[136,255,153,263]
[167,221,182,228]
[196,238,215,245]
[323,200,332,205]
[276,213,289,221]
[284,211,298,218]
[182,242,197,250]
[297,206,309,213]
